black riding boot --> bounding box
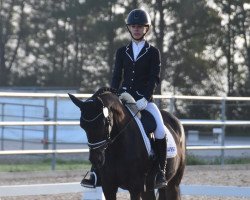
[154,137,168,189]
[80,167,101,188]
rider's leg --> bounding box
[145,102,169,189]
[154,136,167,189]
[81,166,101,188]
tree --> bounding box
[214,0,250,96]
[144,0,223,97]
[0,0,26,86]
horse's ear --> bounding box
[68,93,84,110]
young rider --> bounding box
[81,8,169,189]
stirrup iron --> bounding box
[80,171,97,188]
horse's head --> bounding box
[68,87,124,168]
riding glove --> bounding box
[136,97,148,110]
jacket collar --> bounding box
[125,41,150,62]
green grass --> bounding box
[186,154,207,165]
[0,159,91,172]
[1,156,250,172]
[186,154,250,165]
[223,157,250,165]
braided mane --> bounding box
[92,87,118,98]
[92,87,125,121]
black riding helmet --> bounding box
[126,9,151,26]
[126,9,151,41]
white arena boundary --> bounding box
[1,182,250,198]
[1,145,250,155]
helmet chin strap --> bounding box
[126,25,149,42]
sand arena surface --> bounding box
[0,164,250,200]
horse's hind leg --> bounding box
[157,170,183,200]
[162,159,185,200]
[158,184,181,200]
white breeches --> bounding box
[145,102,170,139]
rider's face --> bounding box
[128,25,148,41]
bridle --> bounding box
[82,96,139,151]
[81,96,112,151]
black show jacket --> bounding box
[111,41,161,101]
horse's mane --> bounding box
[92,87,118,98]
[92,87,125,121]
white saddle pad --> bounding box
[126,106,177,158]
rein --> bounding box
[81,112,103,122]
[109,107,139,145]
[109,105,140,143]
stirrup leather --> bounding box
[80,171,97,188]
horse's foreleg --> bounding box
[102,186,118,200]
[129,190,142,200]
[141,191,156,200]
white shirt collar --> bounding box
[132,40,145,60]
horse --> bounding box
[69,87,186,200]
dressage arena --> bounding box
[1,93,250,199]
[0,164,250,200]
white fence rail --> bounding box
[1,92,250,159]
[1,119,250,126]
[1,91,250,100]
[1,145,250,155]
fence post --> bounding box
[1,103,5,150]
[220,98,226,165]
[43,98,49,150]
[21,105,25,150]
[51,96,58,170]
[169,97,175,114]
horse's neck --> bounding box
[111,111,147,157]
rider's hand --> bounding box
[118,87,127,95]
[136,97,148,110]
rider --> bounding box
[81,8,169,189]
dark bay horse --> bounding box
[69,87,186,200]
